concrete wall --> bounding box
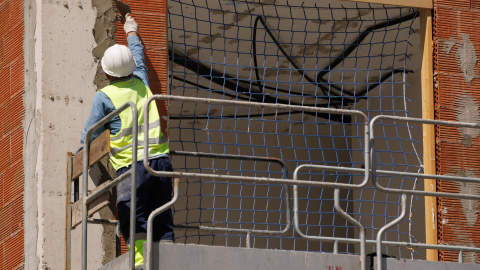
[101,242,480,270]
[24,0,110,269]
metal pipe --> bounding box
[246,232,252,248]
[81,102,137,270]
[334,189,365,270]
[131,170,365,188]
[129,104,138,270]
[147,94,369,119]
[294,165,368,189]
[333,240,338,254]
[370,115,480,199]
[291,181,480,255]
[376,194,407,270]
[66,154,73,270]
[459,250,463,264]
[372,114,480,129]
[293,163,480,200]
[86,218,120,225]
[146,178,179,270]
[169,150,292,237]
[374,169,480,200]
[146,95,370,191]
[81,122,90,270]
[85,173,130,204]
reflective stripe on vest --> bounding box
[111,119,161,142]
[110,135,168,156]
[100,77,169,170]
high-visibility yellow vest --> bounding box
[100,77,169,170]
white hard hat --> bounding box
[101,44,137,77]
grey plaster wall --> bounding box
[24,0,113,269]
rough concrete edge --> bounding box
[23,0,40,269]
[91,0,119,264]
[91,0,117,89]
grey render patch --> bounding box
[456,34,477,83]
[453,93,480,147]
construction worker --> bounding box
[80,14,174,268]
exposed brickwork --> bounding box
[114,0,169,137]
[112,0,169,253]
[434,0,480,263]
[0,0,24,268]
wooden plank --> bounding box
[72,129,110,180]
[420,9,438,261]
[342,0,432,9]
[71,180,113,229]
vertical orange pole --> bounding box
[420,8,438,261]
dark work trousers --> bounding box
[116,156,174,242]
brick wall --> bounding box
[112,0,169,254]
[0,0,24,268]
[434,0,480,263]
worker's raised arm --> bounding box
[124,14,150,88]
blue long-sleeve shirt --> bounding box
[80,35,149,145]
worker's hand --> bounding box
[124,13,138,35]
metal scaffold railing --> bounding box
[78,101,139,270]
[369,115,480,269]
[169,150,292,247]
[142,94,369,270]
[72,95,480,270]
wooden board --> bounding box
[72,130,110,180]
[71,180,113,229]
[343,0,432,9]
[420,9,438,261]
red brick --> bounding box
[435,0,471,9]
[10,58,23,96]
[0,38,4,69]
[0,67,9,106]
[11,194,22,233]
[0,135,10,174]
[435,7,480,44]
[3,93,24,135]
[10,0,23,28]
[2,22,23,66]
[0,1,10,37]
[473,0,480,10]
[114,0,169,129]
[10,127,22,163]
[0,203,12,242]
[4,229,23,270]
[0,174,3,207]
[4,162,23,204]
